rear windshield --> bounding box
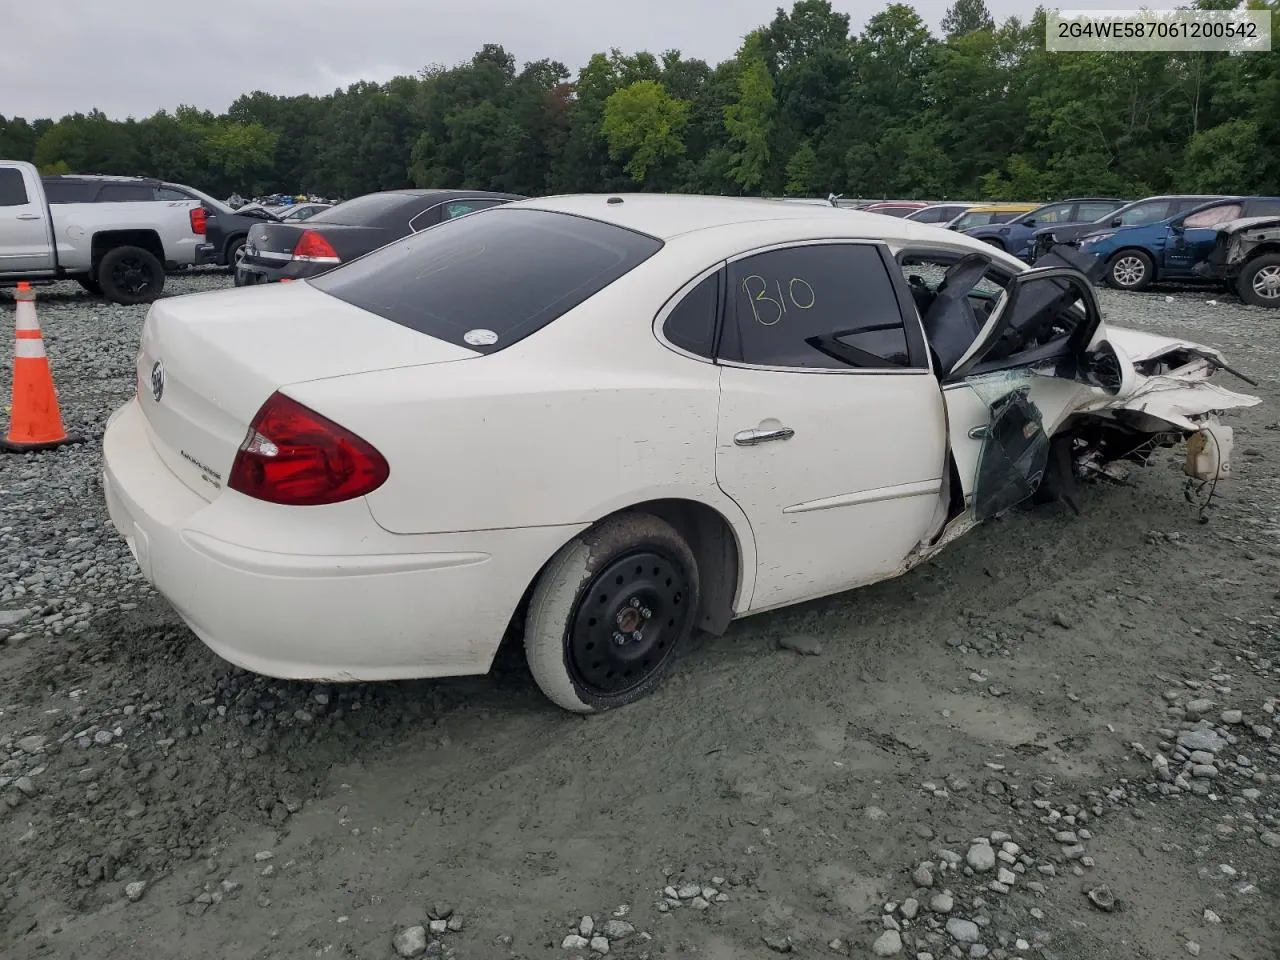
[308,193,415,226]
[310,208,664,352]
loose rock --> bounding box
[946,918,980,944]
[394,926,428,958]
[867,929,900,956]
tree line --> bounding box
[2,0,1278,203]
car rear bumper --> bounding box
[234,258,332,287]
[101,397,579,682]
[194,243,219,266]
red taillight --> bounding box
[228,392,388,506]
[292,230,340,262]
[190,207,207,235]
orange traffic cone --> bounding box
[2,283,82,453]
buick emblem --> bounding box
[150,361,165,402]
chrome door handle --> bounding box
[734,427,795,446]
[16,213,41,220]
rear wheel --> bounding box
[226,237,246,273]
[1236,253,1280,308]
[96,246,164,305]
[1105,250,1154,291]
[524,513,699,713]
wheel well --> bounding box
[91,231,164,273]
[627,499,741,636]
[1242,242,1280,266]
[224,232,248,258]
[502,498,744,654]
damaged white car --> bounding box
[101,195,1261,714]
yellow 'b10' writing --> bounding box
[741,275,815,326]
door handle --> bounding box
[16,213,41,221]
[734,426,795,446]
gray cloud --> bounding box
[4,0,1137,121]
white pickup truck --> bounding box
[0,160,215,304]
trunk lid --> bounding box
[242,221,387,266]
[135,281,478,501]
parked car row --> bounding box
[3,161,1276,309]
[231,187,1280,309]
[1037,195,1280,307]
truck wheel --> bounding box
[97,246,165,305]
[76,277,103,296]
[1236,253,1280,308]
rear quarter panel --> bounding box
[285,251,740,539]
[54,199,203,268]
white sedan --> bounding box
[101,195,1261,713]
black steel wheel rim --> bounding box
[111,256,155,296]
[566,548,693,697]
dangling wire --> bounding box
[1182,426,1222,524]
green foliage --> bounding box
[601,81,690,183]
[784,141,819,194]
[724,33,776,192]
[8,0,1280,200]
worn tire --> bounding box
[226,237,246,273]
[96,245,165,305]
[75,277,103,296]
[1235,252,1280,308]
[524,513,699,714]
[1104,249,1154,291]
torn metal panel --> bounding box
[1196,215,1280,280]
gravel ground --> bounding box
[1,273,1278,960]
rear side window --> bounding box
[444,199,500,219]
[0,169,29,206]
[98,184,155,202]
[155,187,191,201]
[662,272,721,358]
[43,180,100,203]
[309,193,414,226]
[310,208,663,352]
[1076,201,1123,221]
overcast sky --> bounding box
[5,0,1140,121]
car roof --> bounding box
[372,189,523,200]
[507,194,1022,245]
[44,174,162,186]
[1127,194,1228,202]
[964,203,1038,213]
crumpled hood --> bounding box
[1082,325,1260,432]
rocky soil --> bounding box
[1,274,1277,960]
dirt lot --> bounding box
[1,274,1277,960]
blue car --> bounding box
[964,197,1128,261]
[1077,195,1280,291]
